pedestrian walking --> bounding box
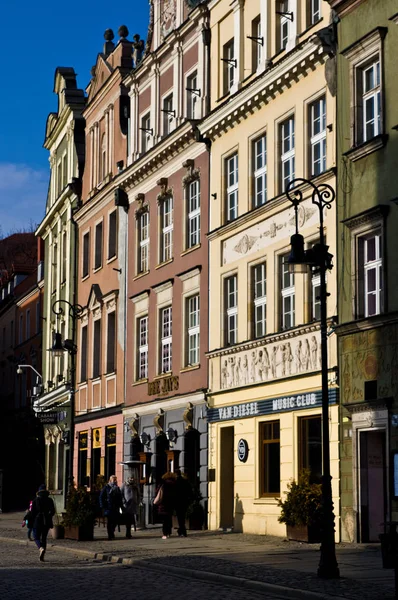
[121,476,141,538]
[30,484,55,562]
[154,471,176,540]
[175,470,193,538]
[100,475,123,540]
[22,498,35,541]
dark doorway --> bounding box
[155,432,169,485]
[359,429,386,542]
[220,426,234,529]
[184,428,200,487]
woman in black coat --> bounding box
[155,472,177,539]
[30,484,55,561]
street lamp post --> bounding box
[285,177,339,580]
[16,364,43,409]
[49,299,83,487]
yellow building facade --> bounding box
[200,0,340,538]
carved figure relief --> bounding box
[220,331,322,390]
[161,0,176,39]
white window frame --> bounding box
[137,315,148,380]
[311,272,321,321]
[281,255,295,330]
[162,94,174,137]
[252,16,263,71]
[252,263,266,338]
[161,196,173,263]
[362,59,381,143]
[309,96,326,177]
[94,220,103,271]
[186,295,200,366]
[186,71,199,120]
[187,179,200,249]
[92,318,101,379]
[160,306,172,374]
[310,0,321,25]
[253,134,267,207]
[225,275,238,346]
[108,210,117,260]
[362,232,383,318]
[223,39,235,94]
[226,153,238,222]
[279,1,290,50]
[280,116,295,193]
[106,310,116,374]
[138,211,149,273]
[141,113,151,153]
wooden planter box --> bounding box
[51,525,65,540]
[64,524,94,541]
[286,524,321,543]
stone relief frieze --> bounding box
[219,330,321,391]
[223,202,318,265]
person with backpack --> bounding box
[100,475,123,540]
[30,484,55,562]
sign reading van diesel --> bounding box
[207,388,338,422]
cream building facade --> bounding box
[199,0,340,538]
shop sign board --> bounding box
[237,439,249,462]
[36,412,58,424]
[208,389,338,423]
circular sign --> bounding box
[237,439,249,463]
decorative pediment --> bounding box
[103,289,119,312]
[87,54,114,102]
[87,283,103,311]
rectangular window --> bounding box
[252,16,263,71]
[19,314,23,344]
[80,325,88,382]
[160,307,172,374]
[137,316,148,380]
[138,211,149,273]
[253,135,267,207]
[94,222,103,270]
[108,211,117,260]
[311,271,321,321]
[187,180,200,248]
[26,309,30,340]
[309,97,326,177]
[187,71,199,119]
[280,117,295,193]
[310,0,321,25]
[105,426,116,481]
[225,275,238,346]
[252,263,266,338]
[141,113,151,153]
[82,232,90,278]
[52,244,57,292]
[226,153,238,222]
[299,415,322,482]
[61,231,67,283]
[279,1,290,50]
[78,431,88,487]
[360,59,381,143]
[260,421,280,496]
[57,161,62,196]
[162,94,174,136]
[106,312,116,373]
[281,255,295,330]
[62,154,68,188]
[223,39,235,94]
[186,295,200,366]
[161,196,173,263]
[93,319,101,378]
[359,231,383,317]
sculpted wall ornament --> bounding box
[220,330,321,390]
[182,159,200,186]
[157,177,173,204]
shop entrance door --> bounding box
[220,426,234,529]
[359,429,386,542]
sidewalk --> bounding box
[0,512,394,600]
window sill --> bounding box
[180,364,200,373]
[132,378,148,387]
[82,274,90,282]
[133,271,149,281]
[106,255,117,265]
[93,266,103,274]
[91,376,101,383]
[253,497,279,505]
[344,134,388,162]
[154,372,172,380]
[156,258,174,270]
[297,17,324,39]
[78,380,88,386]
[105,371,116,378]
[181,244,201,257]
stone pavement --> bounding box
[0,512,395,600]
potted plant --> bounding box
[63,483,97,541]
[277,469,322,543]
[51,513,65,540]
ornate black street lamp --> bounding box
[48,299,83,486]
[285,178,339,579]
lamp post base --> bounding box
[317,564,340,579]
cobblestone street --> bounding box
[0,540,286,600]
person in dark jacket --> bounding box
[30,484,55,561]
[155,472,177,539]
[100,475,123,540]
[175,470,193,537]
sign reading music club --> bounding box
[207,389,338,423]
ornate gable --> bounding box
[87,54,114,102]
[87,283,103,312]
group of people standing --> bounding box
[154,470,193,539]
[99,475,141,540]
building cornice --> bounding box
[335,312,398,337]
[36,187,77,237]
[327,0,367,18]
[198,40,326,140]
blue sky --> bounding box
[0,1,149,235]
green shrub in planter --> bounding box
[63,483,97,528]
[278,469,323,530]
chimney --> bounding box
[103,28,115,56]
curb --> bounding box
[0,536,355,600]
